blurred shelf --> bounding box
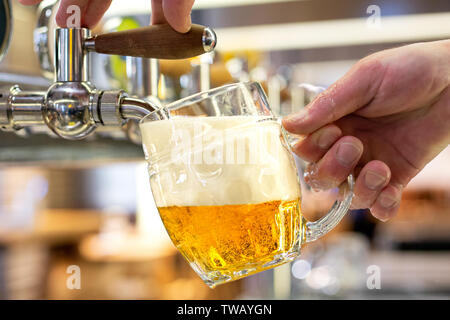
[216,12,450,52]
[367,251,450,292]
[79,232,176,263]
[0,131,144,165]
[376,218,450,243]
[0,209,102,245]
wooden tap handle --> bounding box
[89,24,216,60]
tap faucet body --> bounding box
[0,7,216,140]
[1,29,158,139]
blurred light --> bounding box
[226,58,245,78]
[322,280,341,296]
[306,266,336,290]
[291,259,311,280]
[180,74,190,88]
[22,175,48,201]
[249,67,268,82]
[4,175,49,230]
[88,164,137,213]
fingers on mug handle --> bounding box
[351,160,391,210]
[305,172,355,243]
[303,136,363,191]
[370,184,402,221]
[302,136,361,242]
[292,124,342,163]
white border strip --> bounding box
[215,12,450,51]
[105,0,301,16]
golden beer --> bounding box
[158,198,303,287]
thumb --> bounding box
[282,58,384,135]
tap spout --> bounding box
[98,90,165,127]
[119,96,161,121]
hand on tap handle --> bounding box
[18,0,195,33]
[283,39,450,222]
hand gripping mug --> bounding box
[139,82,354,288]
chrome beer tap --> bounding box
[0,21,216,140]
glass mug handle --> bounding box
[282,83,355,243]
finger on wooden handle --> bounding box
[89,24,216,60]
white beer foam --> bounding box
[140,116,301,206]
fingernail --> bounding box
[336,142,361,167]
[284,107,308,123]
[365,171,387,190]
[315,127,341,149]
[372,210,391,222]
[379,194,398,209]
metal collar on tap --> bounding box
[97,90,161,126]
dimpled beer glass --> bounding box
[139,82,354,288]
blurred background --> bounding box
[0,0,449,299]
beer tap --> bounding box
[0,24,216,140]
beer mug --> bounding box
[139,82,354,288]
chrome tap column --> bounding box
[54,28,90,82]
